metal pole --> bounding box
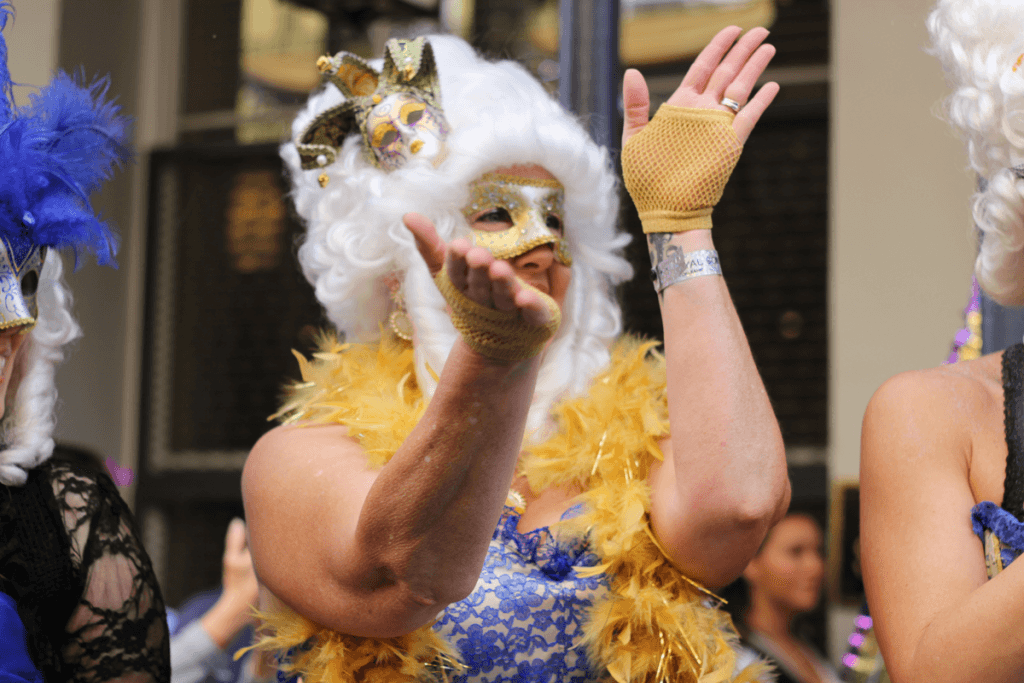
[558,0,620,151]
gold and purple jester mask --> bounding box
[463,173,572,266]
[297,37,449,180]
[0,235,45,330]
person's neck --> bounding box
[746,596,797,643]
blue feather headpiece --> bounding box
[0,1,131,268]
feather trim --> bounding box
[272,332,425,468]
[258,335,767,683]
[523,339,767,683]
[244,607,463,683]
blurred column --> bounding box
[558,0,620,152]
[981,296,1024,353]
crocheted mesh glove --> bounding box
[435,267,561,361]
[622,105,742,233]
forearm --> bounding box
[171,620,229,683]
[198,594,252,650]
[883,560,1024,683]
[354,339,541,606]
[652,230,788,576]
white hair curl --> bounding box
[283,35,632,438]
[928,0,1024,304]
[0,252,81,486]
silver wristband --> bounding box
[650,249,722,293]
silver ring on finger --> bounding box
[720,97,741,113]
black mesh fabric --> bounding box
[1002,343,1024,521]
[0,456,169,683]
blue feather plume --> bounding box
[0,10,131,268]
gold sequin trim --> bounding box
[480,172,563,189]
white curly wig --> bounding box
[283,35,633,438]
[928,0,1024,304]
[0,251,81,485]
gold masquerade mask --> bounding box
[0,237,45,330]
[297,37,449,178]
[463,174,572,266]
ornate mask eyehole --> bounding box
[372,122,399,149]
[20,270,38,297]
[400,101,426,125]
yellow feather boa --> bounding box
[257,335,766,683]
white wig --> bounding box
[929,0,1024,304]
[283,35,632,438]
[0,252,81,486]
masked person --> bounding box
[861,2,1024,682]
[0,4,169,682]
[243,27,789,683]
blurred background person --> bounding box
[169,518,273,683]
[737,513,840,683]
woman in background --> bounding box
[741,514,838,683]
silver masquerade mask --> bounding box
[0,236,45,330]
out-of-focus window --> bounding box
[236,0,328,143]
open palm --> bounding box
[623,26,780,148]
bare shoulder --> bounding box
[862,352,1004,487]
[242,422,376,536]
[865,354,1001,439]
[243,423,365,494]
[242,423,377,602]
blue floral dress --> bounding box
[432,502,608,682]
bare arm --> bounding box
[243,227,553,638]
[861,365,1024,683]
[629,27,790,588]
[647,228,789,588]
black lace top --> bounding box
[0,454,170,683]
[1003,343,1024,520]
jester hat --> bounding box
[297,37,447,176]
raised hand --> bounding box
[221,517,259,612]
[201,518,260,649]
[622,26,780,147]
[402,212,557,327]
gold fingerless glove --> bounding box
[434,267,561,362]
[622,105,742,233]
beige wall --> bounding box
[52,0,143,489]
[3,0,133,470]
[4,1,176,503]
[829,0,976,660]
[4,0,61,106]
[831,0,976,479]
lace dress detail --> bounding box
[0,456,170,683]
[432,504,608,683]
[973,343,1024,579]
